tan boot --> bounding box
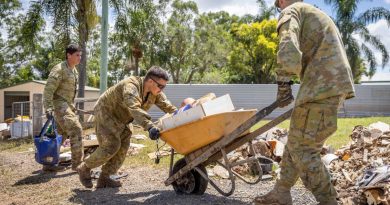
[254,186,292,205]
[77,162,93,188]
[96,173,122,188]
[42,164,66,172]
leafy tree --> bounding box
[324,0,390,82]
[113,0,166,76]
[21,0,100,111]
[156,0,199,83]
[187,13,231,83]
[0,0,23,88]
[228,20,279,83]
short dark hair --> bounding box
[145,66,169,81]
[66,44,81,58]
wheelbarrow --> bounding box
[160,100,293,196]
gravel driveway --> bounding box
[0,151,317,205]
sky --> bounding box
[12,0,390,80]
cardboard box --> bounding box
[161,94,235,131]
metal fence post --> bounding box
[33,94,43,137]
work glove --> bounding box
[276,81,294,108]
[45,108,53,119]
[148,126,160,140]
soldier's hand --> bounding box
[148,126,160,140]
[277,81,294,108]
[45,108,53,119]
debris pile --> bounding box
[220,122,390,204]
[227,128,288,176]
[327,122,390,204]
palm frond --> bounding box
[358,31,389,68]
[20,1,45,53]
[360,43,377,76]
[357,7,390,26]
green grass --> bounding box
[251,116,390,149]
[0,137,34,152]
[327,117,390,149]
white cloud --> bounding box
[192,0,274,16]
[354,19,390,74]
[367,20,390,72]
[385,0,390,4]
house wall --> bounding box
[0,82,44,121]
[0,82,100,122]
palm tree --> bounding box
[324,0,390,82]
[113,0,165,76]
[22,0,100,117]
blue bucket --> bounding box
[34,116,62,165]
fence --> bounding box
[148,84,390,119]
[28,85,390,135]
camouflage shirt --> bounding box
[276,2,355,106]
[43,61,78,111]
[95,76,177,130]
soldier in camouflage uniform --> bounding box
[254,1,355,205]
[77,66,177,188]
[43,44,83,172]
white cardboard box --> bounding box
[162,94,234,130]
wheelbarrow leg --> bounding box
[169,148,175,176]
[196,148,236,196]
[217,141,264,185]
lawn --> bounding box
[252,116,390,149]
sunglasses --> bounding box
[150,77,166,90]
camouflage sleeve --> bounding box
[276,8,302,82]
[155,92,177,114]
[43,65,62,111]
[123,84,154,130]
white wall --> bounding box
[0,82,100,122]
[0,82,44,121]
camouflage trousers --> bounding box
[276,95,344,203]
[84,109,132,175]
[54,104,83,166]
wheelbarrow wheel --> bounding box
[172,158,208,195]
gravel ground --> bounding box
[0,151,317,205]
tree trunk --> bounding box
[135,57,139,76]
[76,0,89,122]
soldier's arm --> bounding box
[43,66,62,111]
[276,8,302,82]
[155,92,178,114]
[123,84,154,130]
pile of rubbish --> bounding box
[220,122,390,204]
[326,122,390,204]
[227,127,288,176]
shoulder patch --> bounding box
[277,10,292,33]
